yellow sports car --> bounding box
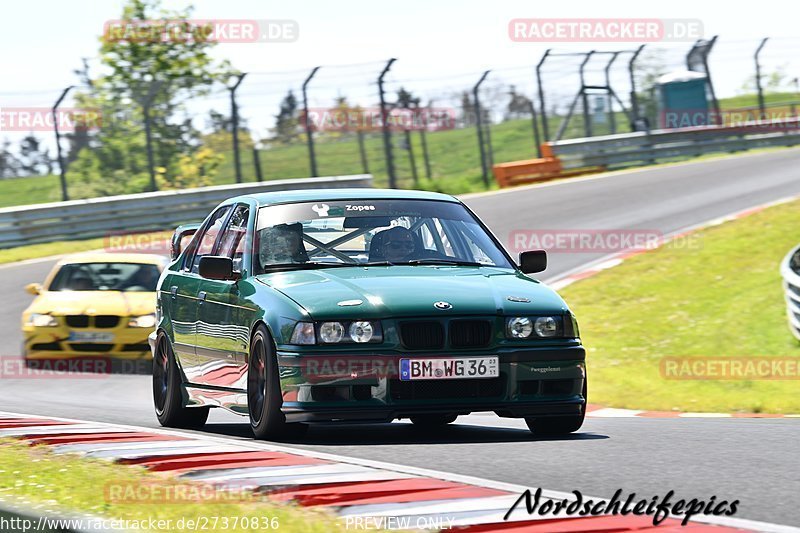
[22,253,168,363]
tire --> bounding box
[410,414,458,427]
[153,331,209,429]
[525,379,587,436]
[248,325,307,440]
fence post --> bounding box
[419,129,432,179]
[755,38,769,120]
[378,58,397,188]
[529,101,542,158]
[52,86,74,202]
[604,52,620,134]
[302,66,321,177]
[252,145,263,182]
[229,73,247,183]
[628,45,645,130]
[579,51,594,137]
[404,130,418,185]
[536,49,551,141]
[473,70,491,187]
[142,80,162,192]
[357,131,370,174]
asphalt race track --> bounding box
[2,148,800,526]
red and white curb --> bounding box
[1,412,796,532]
[546,194,800,292]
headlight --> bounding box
[534,316,558,338]
[319,321,345,343]
[128,314,156,328]
[506,316,565,339]
[349,321,374,343]
[506,317,533,338]
[27,313,58,327]
[290,322,316,345]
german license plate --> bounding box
[399,356,499,381]
[68,331,115,343]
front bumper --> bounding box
[22,324,152,360]
[276,346,586,423]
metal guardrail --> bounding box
[493,118,800,187]
[0,175,373,249]
[781,244,800,340]
[550,118,800,170]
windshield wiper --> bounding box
[359,261,396,266]
[259,261,355,272]
[404,259,484,267]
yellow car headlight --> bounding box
[128,314,156,328]
[27,313,58,327]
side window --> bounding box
[189,206,232,273]
[218,205,250,272]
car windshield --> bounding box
[48,262,161,292]
[253,199,513,274]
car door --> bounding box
[193,203,254,389]
[170,205,232,383]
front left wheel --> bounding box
[153,331,209,429]
[247,325,307,440]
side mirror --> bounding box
[199,256,240,281]
[170,225,199,260]
[519,250,547,274]
[25,282,43,295]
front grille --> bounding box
[400,321,444,350]
[30,342,62,351]
[67,343,114,353]
[65,315,90,328]
[450,320,492,348]
[390,376,505,401]
[95,315,120,328]
[789,284,800,297]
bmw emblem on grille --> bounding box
[434,301,452,310]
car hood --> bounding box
[26,291,155,317]
[255,266,568,319]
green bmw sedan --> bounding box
[151,188,586,439]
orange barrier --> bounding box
[492,144,601,188]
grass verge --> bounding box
[0,440,344,533]
[559,199,800,413]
